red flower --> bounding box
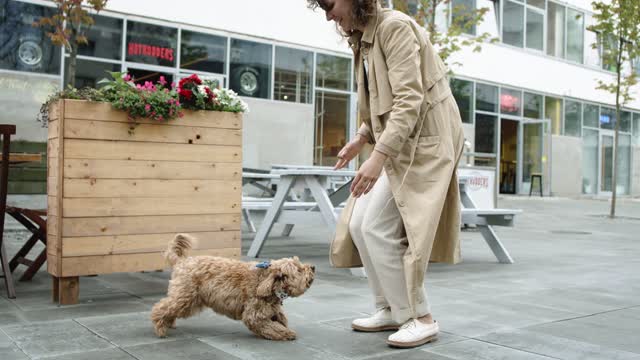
[178,74,202,89]
[204,87,214,102]
[179,89,193,100]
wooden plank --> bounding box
[55,101,65,277]
[47,254,59,276]
[62,213,241,237]
[48,158,58,179]
[48,138,59,159]
[48,119,59,139]
[47,177,57,197]
[63,179,240,198]
[47,217,59,240]
[64,119,242,146]
[62,197,239,217]
[63,99,242,129]
[60,248,240,276]
[48,101,61,122]
[62,231,240,257]
[48,196,58,216]
[64,139,241,163]
[63,159,240,180]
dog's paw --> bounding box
[154,327,168,338]
[282,330,297,341]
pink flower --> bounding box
[158,76,167,86]
[123,74,132,82]
[171,82,176,89]
[145,104,151,112]
[157,115,163,121]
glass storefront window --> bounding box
[126,21,177,67]
[616,134,631,195]
[474,113,497,154]
[620,111,631,133]
[526,8,544,51]
[76,14,122,60]
[544,96,563,135]
[633,113,640,146]
[566,8,584,63]
[127,68,174,87]
[65,58,120,88]
[583,104,599,128]
[503,0,525,47]
[523,92,542,119]
[475,83,498,113]
[229,39,272,99]
[180,30,226,74]
[564,100,581,137]
[0,72,57,142]
[274,46,312,103]
[600,107,616,130]
[316,54,351,91]
[450,78,473,124]
[500,88,521,116]
[314,91,350,166]
[582,128,598,194]
[547,2,565,58]
[527,0,545,9]
[0,1,61,74]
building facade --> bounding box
[1,0,638,197]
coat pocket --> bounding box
[405,135,443,184]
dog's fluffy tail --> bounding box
[165,233,195,267]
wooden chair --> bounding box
[0,124,17,298]
[6,206,47,281]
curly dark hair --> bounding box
[306,0,379,36]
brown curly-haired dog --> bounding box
[151,234,315,341]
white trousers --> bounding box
[349,170,431,324]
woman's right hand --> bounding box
[334,134,367,170]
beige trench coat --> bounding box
[343,5,465,314]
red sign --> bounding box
[127,42,174,62]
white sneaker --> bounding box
[351,308,401,332]
[386,319,439,348]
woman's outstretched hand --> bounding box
[334,134,367,170]
[350,150,387,198]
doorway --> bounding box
[314,91,350,166]
[500,119,518,194]
[599,130,615,194]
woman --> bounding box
[308,0,465,348]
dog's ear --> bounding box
[256,269,280,297]
[292,256,300,262]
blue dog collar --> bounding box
[255,261,271,269]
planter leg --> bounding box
[55,276,79,305]
[52,276,59,302]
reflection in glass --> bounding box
[599,107,616,130]
[316,54,351,91]
[526,9,543,51]
[275,47,312,103]
[180,30,226,74]
[583,104,599,128]
[500,88,521,116]
[450,78,473,123]
[503,0,524,47]
[616,134,631,195]
[475,83,498,113]
[620,111,631,133]
[523,92,542,119]
[582,128,598,194]
[566,8,584,63]
[601,134,613,192]
[229,39,272,99]
[66,58,119,88]
[564,100,581,137]
[77,15,122,60]
[474,114,497,167]
[126,21,178,67]
[547,2,565,58]
[0,1,61,74]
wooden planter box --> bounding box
[47,100,242,304]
